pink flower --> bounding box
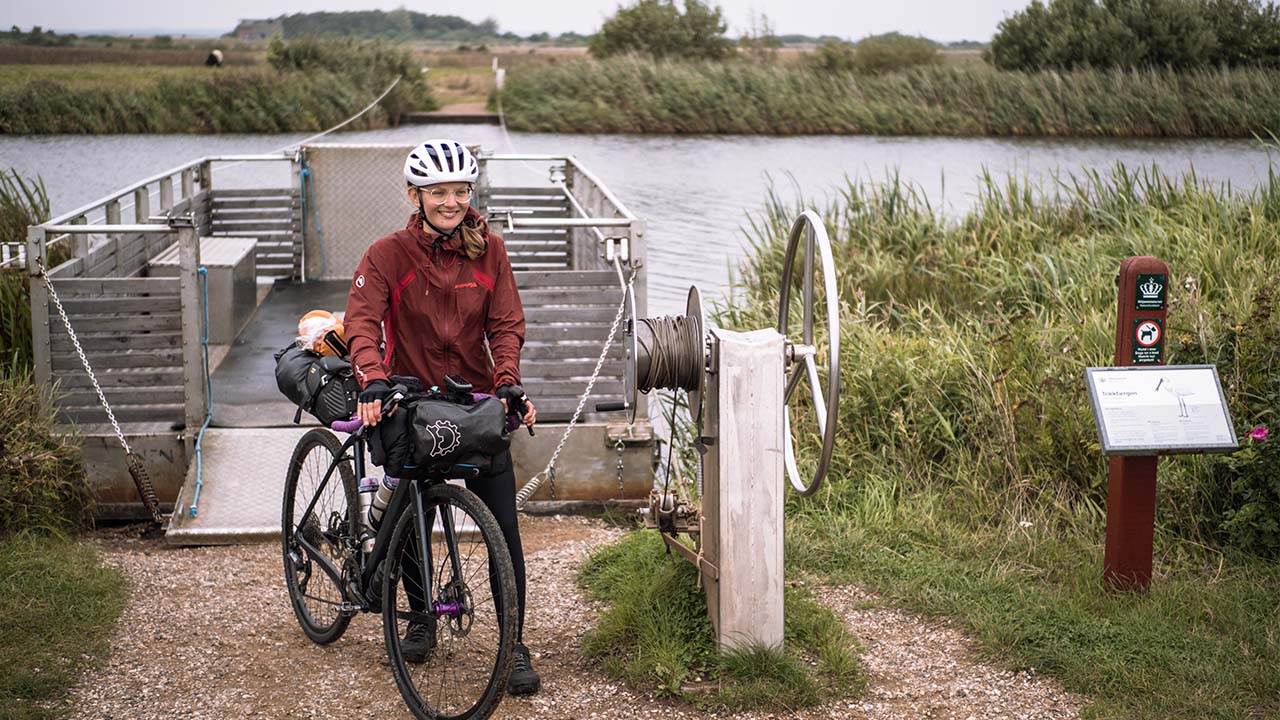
[1249,426,1269,441]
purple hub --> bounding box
[433,601,462,618]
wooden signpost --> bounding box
[1091,256,1238,591]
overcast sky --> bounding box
[8,1,1029,42]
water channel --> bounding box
[2,128,1274,315]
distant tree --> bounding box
[989,0,1280,70]
[851,32,941,74]
[739,11,781,59]
[807,38,857,73]
[527,32,551,42]
[589,0,733,60]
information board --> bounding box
[1085,365,1238,456]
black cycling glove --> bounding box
[359,379,391,404]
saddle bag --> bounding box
[273,344,360,425]
[370,393,510,480]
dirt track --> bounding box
[68,515,1085,719]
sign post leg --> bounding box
[1104,456,1157,589]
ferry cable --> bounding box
[83,78,404,227]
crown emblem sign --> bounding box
[1139,278,1163,297]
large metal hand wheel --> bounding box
[777,211,841,496]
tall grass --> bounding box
[0,534,126,719]
[579,530,864,711]
[0,169,50,371]
[719,161,1280,718]
[503,57,1280,137]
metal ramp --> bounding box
[166,427,311,545]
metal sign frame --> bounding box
[1086,364,1239,456]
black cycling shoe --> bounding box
[507,643,541,695]
[401,620,436,664]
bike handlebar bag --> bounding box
[370,395,510,480]
[273,344,359,425]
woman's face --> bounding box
[409,182,473,233]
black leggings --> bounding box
[464,450,526,642]
[402,451,527,642]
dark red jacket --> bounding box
[345,208,525,394]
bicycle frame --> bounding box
[291,428,461,617]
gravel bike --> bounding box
[281,387,520,720]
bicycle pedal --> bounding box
[337,602,363,615]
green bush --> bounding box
[0,369,90,536]
[588,0,734,61]
[990,0,1280,71]
[851,32,940,74]
[807,39,856,74]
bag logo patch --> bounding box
[421,420,461,457]
[355,274,365,288]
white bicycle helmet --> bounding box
[404,139,478,186]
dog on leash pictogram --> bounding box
[1135,320,1161,347]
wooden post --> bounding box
[630,220,648,420]
[706,327,785,649]
[1105,256,1169,591]
[181,168,194,202]
[176,223,205,454]
[71,215,88,266]
[27,225,51,389]
[105,199,122,277]
[160,176,174,211]
[134,186,151,224]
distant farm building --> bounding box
[231,19,283,40]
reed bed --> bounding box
[719,162,1280,718]
[503,58,1280,137]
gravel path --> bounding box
[68,516,1085,719]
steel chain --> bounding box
[37,258,163,524]
[39,259,131,454]
[615,436,626,496]
[515,259,637,510]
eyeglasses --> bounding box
[419,186,473,203]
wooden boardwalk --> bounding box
[402,102,499,125]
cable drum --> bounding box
[634,315,703,393]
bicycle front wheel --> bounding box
[282,428,357,645]
[383,482,517,720]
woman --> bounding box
[344,138,540,696]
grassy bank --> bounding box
[579,530,864,711]
[0,38,435,134]
[0,535,126,720]
[503,57,1280,137]
[716,163,1280,718]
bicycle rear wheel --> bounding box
[282,428,357,645]
[383,482,517,720]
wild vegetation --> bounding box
[578,530,864,710]
[699,160,1280,718]
[502,58,1280,136]
[0,37,434,134]
[990,0,1280,71]
[0,169,121,720]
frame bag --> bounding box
[273,345,359,425]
